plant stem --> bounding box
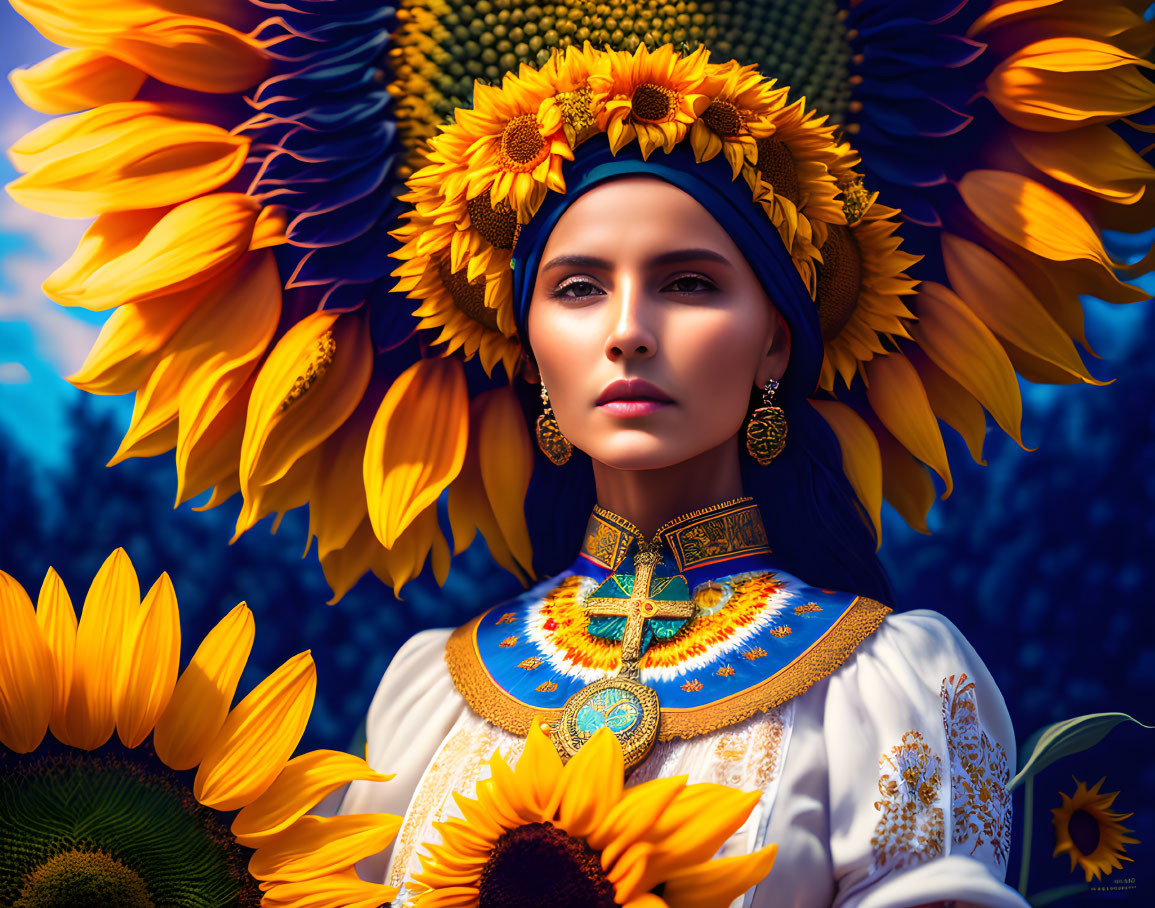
[1028,883,1089,906]
[1018,774,1034,895]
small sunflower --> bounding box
[0,549,399,906]
[1051,776,1140,884]
[411,723,777,907]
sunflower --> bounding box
[0,549,399,906]
[411,723,776,907]
[1051,776,1140,884]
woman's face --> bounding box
[527,176,790,471]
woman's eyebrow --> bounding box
[540,248,733,272]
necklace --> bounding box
[550,539,695,771]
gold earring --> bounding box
[745,378,788,465]
[536,383,573,465]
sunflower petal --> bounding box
[232,750,394,847]
[661,843,778,908]
[153,602,254,771]
[554,726,623,839]
[911,352,988,466]
[260,868,398,908]
[249,813,401,882]
[10,48,146,115]
[56,548,140,751]
[876,423,936,533]
[114,572,180,749]
[809,400,883,545]
[511,722,563,819]
[863,354,953,498]
[35,567,76,732]
[194,650,317,811]
[8,102,249,218]
[0,572,54,753]
[364,357,469,548]
[478,387,535,573]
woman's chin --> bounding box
[585,437,705,472]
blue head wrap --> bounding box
[508,134,824,402]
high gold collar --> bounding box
[579,497,772,574]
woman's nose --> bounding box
[604,276,658,361]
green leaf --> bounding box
[1010,712,1152,791]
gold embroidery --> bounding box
[744,647,768,661]
[496,612,516,625]
[769,626,792,637]
[681,679,703,692]
[665,503,770,569]
[871,730,945,872]
[712,718,785,788]
[499,635,518,647]
[517,657,543,670]
[446,595,892,741]
[535,573,785,673]
[794,602,822,614]
[581,512,629,569]
[941,672,1012,866]
[716,665,735,677]
[537,681,558,693]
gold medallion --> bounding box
[553,677,660,771]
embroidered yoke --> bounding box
[335,500,1028,908]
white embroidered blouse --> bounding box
[334,607,1030,908]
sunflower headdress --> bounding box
[7,0,1155,597]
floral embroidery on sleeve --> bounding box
[870,730,946,872]
[941,672,1012,866]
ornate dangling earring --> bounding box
[536,383,573,465]
[745,378,788,465]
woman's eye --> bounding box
[552,279,603,299]
[665,274,717,294]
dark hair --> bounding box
[515,377,894,604]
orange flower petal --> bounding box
[55,548,140,750]
[35,567,77,732]
[661,842,778,908]
[248,813,401,882]
[911,351,988,466]
[114,572,181,749]
[260,869,398,908]
[0,572,54,753]
[10,48,146,115]
[153,602,254,771]
[232,750,394,847]
[194,651,317,811]
[554,727,623,839]
[876,423,936,533]
[478,386,535,574]
[809,400,883,545]
[364,357,468,548]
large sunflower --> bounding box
[411,723,777,906]
[1051,776,1140,884]
[0,549,399,906]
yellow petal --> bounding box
[910,281,1027,450]
[232,750,394,847]
[260,869,398,908]
[608,840,655,904]
[863,354,952,499]
[478,386,535,573]
[35,567,77,731]
[8,102,249,218]
[0,572,54,753]
[240,310,373,498]
[588,776,687,864]
[10,48,146,114]
[248,813,402,882]
[1012,125,1155,203]
[911,352,988,465]
[876,423,936,533]
[511,722,563,819]
[233,443,322,539]
[319,517,381,604]
[153,602,254,771]
[44,193,264,310]
[553,726,623,839]
[175,371,252,507]
[942,234,1099,382]
[115,572,181,749]
[56,548,140,750]
[194,651,317,811]
[808,400,883,546]
[374,502,452,595]
[308,411,372,560]
[662,843,778,908]
[364,357,468,548]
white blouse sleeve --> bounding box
[824,609,1028,908]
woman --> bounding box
[334,45,1028,907]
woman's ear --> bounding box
[520,352,541,384]
[755,309,791,386]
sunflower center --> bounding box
[478,821,616,908]
[13,849,154,908]
[280,331,337,412]
[756,137,800,206]
[468,193,520,249]
[501,115,548,169]
[631,83,679,122]
[701,99,744,137]
[1069,809,1102,857]
[816,224,862,342]
[438,259,502,331]
[0,749,261,908]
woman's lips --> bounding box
[595,378,674,417]
[599,399,672,417]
